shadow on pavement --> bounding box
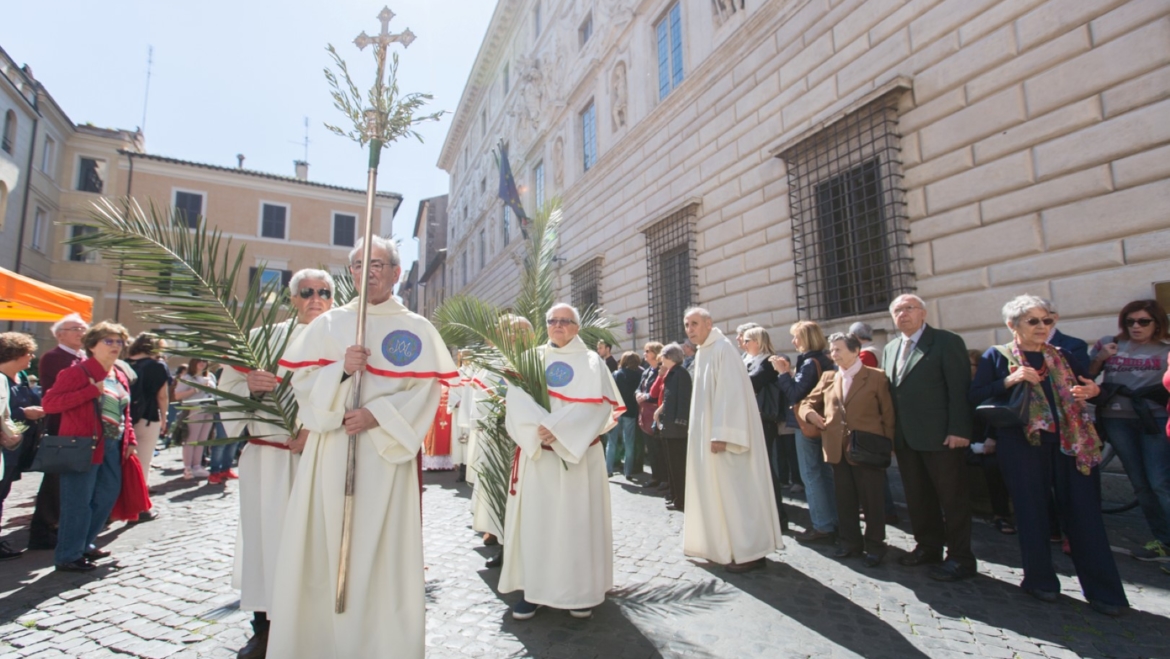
[702,559,933,659]
[423,469,473,499]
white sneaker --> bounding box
[191,467,211,478]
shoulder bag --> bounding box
[794,358,825,439]
[975,345,1031,429]
[846,428,893,469]
[29,397,102,474]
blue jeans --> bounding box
[795,427,838,533]
[56,438,123,564]
[606,417,638,477]
[1103,416,1170,544]
[209,417,237,474]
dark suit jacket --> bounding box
[38,345,83,435]
[882,324,973,451]
[659,366,692,439]
[798,366,896,464]
[1049,329,1090,374]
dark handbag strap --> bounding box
[92,387,105,444]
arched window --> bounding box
[2,110,16,154]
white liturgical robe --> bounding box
[459,367,506,538]
[684,327,784,564]
[220,319,303,613]
[499,336,621,609]
[267,296,458,659]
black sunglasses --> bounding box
[298,288,332,300]
[1125,317,1154,328]
[1022,317,1055,327]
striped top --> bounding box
[101,374,129,441]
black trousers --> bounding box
[997,437,1128,606]
[763,425,788,524]
[29,472,60,544]
[645,429,669,484]
[832,459,886,553]
[663,436,688,510]
[895,445,975,567]
[978,454,1013,519]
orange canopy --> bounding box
[0,267,93,323]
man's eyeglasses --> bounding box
[101,338,125,347]
[298,288,332,300]
[349,260,392,272]
[1021,317,1055,327]
[60,327,87,332]
[1125,317,1155,328]
[893,305,923,315]
[546,318,577,327]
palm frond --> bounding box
[472,397,512,535]
[68,197,301,437]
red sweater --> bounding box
[42,358,137,465]
[1164,351,1170,438]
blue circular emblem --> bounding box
[545,361,574,387]
[381,330,423,367]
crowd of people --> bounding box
[1,270,1168,657]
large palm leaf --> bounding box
[68,197,300,439]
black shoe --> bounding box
[833,545,861,559]
[795,529,837,545]
[55,559,96,573]
[1024,588,1058,603]
[0,541,24,561]
[928,560,976,582]
[863,552,884,568]
[665,502,680,511]
[237,628,269,659]
[485,550,503,568]
[455,465,467,483]
[643,480,661,488]
[83,548,112,560]
[1089,600,1126,617]
[898,547,944,567]
[657,482,671,491]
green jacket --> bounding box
[882,324,973,452]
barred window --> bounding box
[779,92,914,321]
[571,257,603,312]
[644,203,697,343]
[581,101,597,172]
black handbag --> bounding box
[29,398,102,474]
[847,429,892,469]
[976,383,1031,429]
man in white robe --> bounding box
[219,269,333,659]
[267,237,458,659]
[500,303,622,620]
[683,307,784,573]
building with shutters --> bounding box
[438,0,1170,353]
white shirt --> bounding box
[839,359,864,399]
[58,344,82,358]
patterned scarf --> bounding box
[1008,342,1102,475]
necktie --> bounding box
[897,338,914,384]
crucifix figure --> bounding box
[354,6,416,54]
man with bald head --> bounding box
[683,308,783,573]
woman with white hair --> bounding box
[970,294,1127,616]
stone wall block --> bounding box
[833,0,904,49]
[902,131,923,168]
[743,242,781,274]
[904,147,974,190]
[1051,260,1170,318]
[988,242,1124,286]
[735,70,781,123]
[916,267,990,299]
[958,0,1047,46]
[706,291,749,324]
[769,259,796,284]
[1033,98,1170,180]
[920,86,1026,161]
[908,203,981,243]
[733,35,781,87]
[901,88,966,135]
[937,284,1045,333]
[1124,226,1170,264]
[1023,18,1170,117]
[973,97,1102,165]
[906,187,927,221]
[966,28,1091,103]
[699,141,742,183]
[809,34,871,89]
[743,196,787,234]
[1042,179,1170,249]
[836,30,911,95]
[908,0,999,51]
[870,0,936,45]
[1112,143,1170,190]
[1102,64,1170,118]
[912,241,933,277]
[914,25,1017,104]
[775,0,832,53]
[725,269,772,297]
[1015,0,1128,51]
[925,151,1033,214]
[780,31,835,88]
[1090,0,1170,46]
[669,167,704,201]
[780,77,838,132]
[931,213,1042,274]
[981,166,1114,224]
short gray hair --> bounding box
[827,332,862,353]
[1002,294,1050,326]
[349,235,400,267]
[288,268,335,296]
[51,313,87,335]
[847,322,873,340]
[546,303,581,325]
[888,294,926,315]
[1039,297,1058,314]
[736,322,761,335]
[661,342,685,365]
[684,307,711,320]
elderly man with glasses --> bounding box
[267,238,458,659]
[883,294,977,582]
[500,303,624,622]
[218,268,334,659]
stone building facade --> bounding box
[0,48,40,273]
[438,0,1170,352]
[414,194,451,319]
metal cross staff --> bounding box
[335,5,416,615]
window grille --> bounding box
[643,204,697,343]
[656,3,684,100]
[68,225,99,263]
[582,102,597,171]
[779,93,914,321]
[77,157,104,193]
[174,191,203,229]
[571,257,603,312]
[333,213,356,246]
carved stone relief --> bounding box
[713,0,744,27]
[552,136,565,190]
[610,61,628,132]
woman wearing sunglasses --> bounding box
[42,321,138,572]
[1089,299,1170,563]
[970,295,1127,615]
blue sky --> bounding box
[2,0,496,272]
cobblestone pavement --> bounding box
[1,448,1168,658]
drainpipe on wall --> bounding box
[115,151,135,322]
[8,105,39,331]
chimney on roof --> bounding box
[21,64,33,79]
[237,154,245,169]
[294,160,309,181]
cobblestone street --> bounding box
[1,448,1168,659]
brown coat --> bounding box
[797,365,896,465]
